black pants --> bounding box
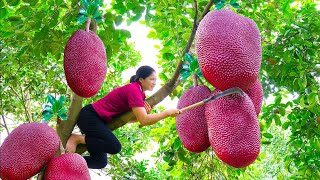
[77,104,122,169]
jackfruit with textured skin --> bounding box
[44,153,90,180]
[64,30,107,98]
[244,79,263,115]
[205,90,260,168]
[196,9,261,91]
[176,85,211,152]
[0,123,59,180]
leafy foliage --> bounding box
[0,0,319,179]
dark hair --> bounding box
[130,65,155,83]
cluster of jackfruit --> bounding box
[177,9,263,168]
[0,123,90,180]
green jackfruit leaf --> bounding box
[77,14,88,24]
[47,94,57,105]
[183,53,193,63]
[58,113,68,121]
[8,0,20,6]
[230,2,240,9]
[263,133,273,138]
[42,111,54,122]
[215,2,225,10]
[114,15,123,26]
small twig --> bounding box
[1,115,10,135]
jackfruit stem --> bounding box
[85,18,91,32]
[192,74,198,87]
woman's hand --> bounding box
[144,101,152,114]
[164,108,181,117]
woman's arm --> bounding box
[132,107,180,127]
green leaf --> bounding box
[52,102,60,114]
[93,10,102,19]
[230,3,240,9]
[282,122,290,130]
[44,105,52,112]
[274,115,281,126]
[173,138,181,150]
[114,15,123,26]
[58,95,66,107]
[79,8,87,15]
[58,107,67,115]
[183,53,193,63]
[7,0,20,6]
[47,95,56,105]
[94,16,103,23]
[81,0,90,8]
[58,113,68,120]
[190,58,198,71]
[263,133,273,139]
[77,14,88,24]
[42,111,54,121]
[215,2,225,10]
[0,8,8,19]
[180,70,191,81]
[275,95,282,104]
[162,53,175,61]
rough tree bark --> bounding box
[57,0,214,154]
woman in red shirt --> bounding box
[66,66,181,169]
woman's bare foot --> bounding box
[65,134,85,153]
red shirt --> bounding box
[92,82,146,122]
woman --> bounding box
[65,65,181,169]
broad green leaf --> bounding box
[93,10,102,19]
[42,111,54,121]
[58,113,68,120]
[274,115,281,126]
[47,95,56,105]
[214,2,225,10]
[282,122,290,130]
[7,0,20,6]
[0,8,8,19]
[183,53,193,63]
[81,0,90,8]
[275,95,282,104]
[77,14,88,24]
[180,70,191,80]
[230,3,240,9]
[263,133,273,139]
[114,15,123,26]
[162,53,175,61]
[79,8,87,15]
[52,102,60,113]
[58,107,67,116]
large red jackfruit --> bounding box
[64,30,107,98]
[244,79,263,115]
[0,122,59,180]
[205,90,260,168]
[44,153,90,180]
[196,9,261,90]
[176,85,211,152]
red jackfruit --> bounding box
[205,90,260,168]
[176,85,211,152]
[0,123,59,180]
[64,30,107,98]
[244,79,263,115]
[196,9,261,90]
[44,153,90,180]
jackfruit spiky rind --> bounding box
[176,85,211,153]
[44,153,90,180]
[0,123,59,180]
[205,90,260,168]
[64,30,107,98]
[196,9,261,90]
